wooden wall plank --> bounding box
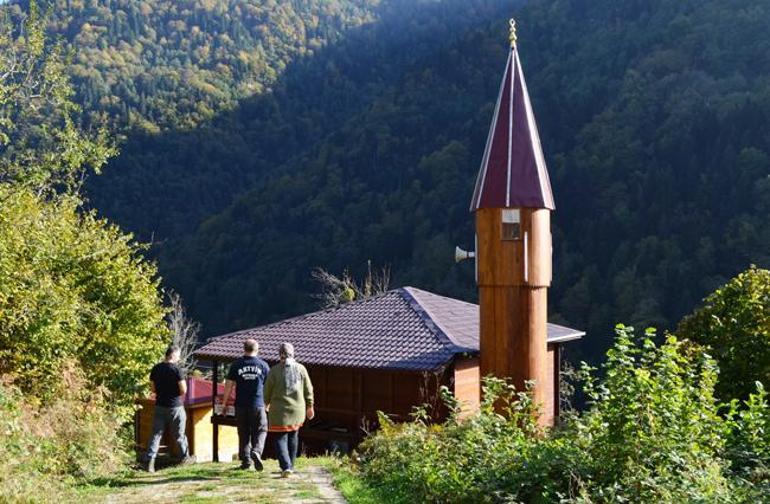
[453,357,480,415]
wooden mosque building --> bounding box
[193,18,582,458]
[194,288,582,457]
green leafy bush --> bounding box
[0,2,166,415]
[568,326,730,501]
[677,266,770,401]
[355,325,769,503]
[725,382,770,498]
[0,186,167,414]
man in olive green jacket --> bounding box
[264,342,314,477]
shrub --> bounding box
[354,325,753,503]
[725,382,770,498]
[0,186,168,416]
[0,378,63,502]
[357,376,561,503]
[0,363,128,503]
[567,326,732,501]
[676,266,770,401]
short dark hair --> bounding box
[244,339,258,354]
[165,344,180,358]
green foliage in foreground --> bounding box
[677,266,770,402]
[354,326,770,503]
[0,2,167,413]
[0,185,167,413]
[0,365,127,503]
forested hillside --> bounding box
[161,0,770,358]
[11,0,381,131]
[6,0,767,360]
[40,0,510,237]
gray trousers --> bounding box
[146,405,189,460]
[236,406,268,462]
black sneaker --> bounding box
[251,453,263,472]
[238,461,251,470]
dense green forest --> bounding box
[11,0,382,131]
[4,0,767,361]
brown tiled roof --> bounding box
[194,287,583,371]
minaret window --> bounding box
[501,209,521,240]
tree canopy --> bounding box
[677,266,770,402]
[0,0,115,193]
[0,3,167,412]
[6,0,382,132]
[149,0,770,356]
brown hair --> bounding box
[165,345,180,359]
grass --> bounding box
[75,458,330,503]
[315,456,392,504]
[69,454,389,503]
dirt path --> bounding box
[79,459,347,504]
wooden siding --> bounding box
[453,357,480,416]
[476,208,551,287]
[288,365,450,454]
[476,207,554,424]
[305,365,442,426]
[542,344,557,425]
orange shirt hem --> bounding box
[268,423,303,432]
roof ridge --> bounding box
[206,289,400,343]
[194,286,584,367]
[403,286,479,308]
[399,287,474,353]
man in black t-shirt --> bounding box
[220,338,270,470]
[145,345,194,472]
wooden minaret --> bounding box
[470,20,555,423]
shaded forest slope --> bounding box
[8,0,767,359]
[163,0,770,361]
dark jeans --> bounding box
[146,405,189,460]
[236,406,267,463]
[275,430,299,471]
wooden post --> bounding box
[356,371,363,425]
[554,345,562,419]
[212,360,219,463]
[134,407,140,461]
[476,207,552,423]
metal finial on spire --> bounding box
[509,18,517,48]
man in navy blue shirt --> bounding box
[220,338,270,470]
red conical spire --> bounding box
[470,19,554,211]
